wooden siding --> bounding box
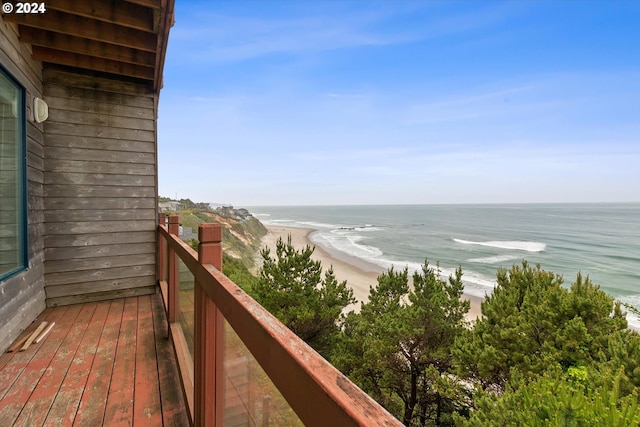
[42,68,158,306]
[0,18,47,353]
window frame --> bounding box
[0,63,28,282]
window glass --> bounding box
[0,67,26,280]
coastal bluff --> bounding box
[159,200,267,267]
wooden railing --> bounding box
[157,214,402,427]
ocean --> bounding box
[249,203,640,328]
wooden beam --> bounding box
[32,46,154,81]
[6,10,157,52]
[153,0,174,91]
[125,0,162,9]
[44,0,155,33]
[20,28,156,67]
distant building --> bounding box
[208,202,227,210]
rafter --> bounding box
[3,0,173,91]
[124,0,162,9]
[32,46,155,81]
[6,10,157,52]
[153,0,173,91]
[20,28,156,67]
[44,0,155,33]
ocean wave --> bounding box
[269,219,296,224]
[356,226,382,232]
[339,225,383,232]
[395,261,496,298]
[310,229,499,299]
[311,230,383,259]
[263,219,340,229]
[335,225,383,233]
[298,221,341,229]
[468,254,521,264]
[454,238,546,252]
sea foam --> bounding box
[454,238,546,252]
[618,295,640,331]
[310,229,384,260]
[468,254,521,264]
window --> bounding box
[0,66,26,280]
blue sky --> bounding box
[158,1,640,206]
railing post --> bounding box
[167,215,180,323]
[158,213,167,283]
[198,224,222,270]
[195,224,224,426]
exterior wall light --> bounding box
[33,97,48,123]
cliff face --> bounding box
[170,206,267,267]
[202,209,267,265]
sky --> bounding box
[157,1,640,207]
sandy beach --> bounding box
[259,225,483,321]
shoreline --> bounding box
[259,225,483,321]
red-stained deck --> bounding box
[0,293,190,426]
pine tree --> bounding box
[456,367,640,426]
[453,261,628,392]
[252,235,355,358]
[335,261,470,426]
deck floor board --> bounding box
[44,300,110,426]
[104,297,138,425]
[14,303,98,426]
[133,295,162,426]
[0,294,189,426]
[73,298,124,426]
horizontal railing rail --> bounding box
[158,214,402,426]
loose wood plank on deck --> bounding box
[0,308,53,372]
[0,305,80,426]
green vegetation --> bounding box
[452,261,640,426]
[251,247,640,426]
[459,367,640,426]
[454,262,628,391]
[335,262,470,426]
[222,252,258,292]
[251,236,355,359]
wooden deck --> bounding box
[0,293,190,426]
